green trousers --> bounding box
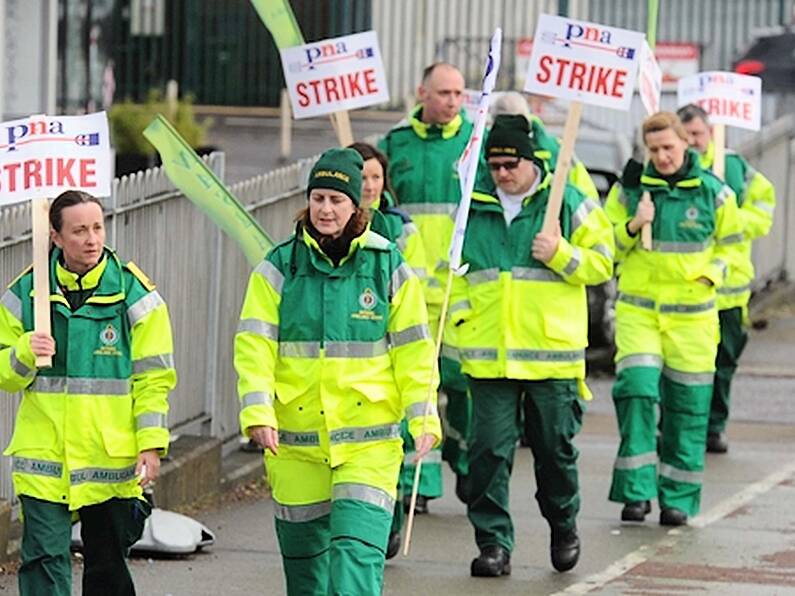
[19,495,149,596]
[440,355,471,479]
[275,499,393,595]
[710,307,748,433]
[466,377,582,552]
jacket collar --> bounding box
[409,105,465,140]
[472,168,553,210]
[640,149,703,191]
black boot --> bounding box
[660,507,688,526]
[386,531,401,560]
[403,494,429,514]
[621,500,652,522]
[550,527,580,572]
[707,432,728,453]
[470,545,511,577]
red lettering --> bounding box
[45,157,54,185]
[593,66,611,94]
[743,102,751,121]
[4,162,20,192]
[57,158,76,186]
[296,83,310,107]
[23,159,42,190]
[79,159,96,187]
[363,68,377,94]
[308,79,323,104]
[345,71,363,97]
[612,69,627,97]
[323,77,341,102]
[554,58,570,86]
[536,55,553,83]
[570,61,586,90]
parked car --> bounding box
[733,28,795,92]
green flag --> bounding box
[250,0,304,49]
[647,0,659,50]
[143,114,273,266]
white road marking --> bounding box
[551,460,795,595]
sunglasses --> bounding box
[488,158,522,172]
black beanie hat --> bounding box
[485,114,535,161]
[307,148,364,206]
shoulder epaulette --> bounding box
[364,231,393,251]
[124,261,156,291]
[384,206,412,224]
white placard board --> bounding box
[280,30,390,119]
[0,111,111,205]
[639,40,663,115]
[677,71,762,131]
[524,14,645,111]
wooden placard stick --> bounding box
[330,110,354,147]
[31,198,52,368]
[712,123,726,181]
[640,190,653,250]
[280,88,292,161]
[541,101,582,234]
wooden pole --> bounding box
[640,191,653,249]
[542,101,582,234]
[31,198,52,368]
[330,110,354,147]
[402,266,454,556]
[712,123,726,180]
[280,89,292,161]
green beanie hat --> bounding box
[307,148,363,206]
[485,114,535,161]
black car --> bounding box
[733,28,795,91]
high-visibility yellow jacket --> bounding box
[605,150,743,313]
[699,141,776,310]
[378,106,473,306]
[234,226,441,469]
[0,248,175,510]
[447,171,614,385]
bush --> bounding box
[109,90,212,156]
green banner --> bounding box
[143,114,273,267]
[250,0,304,49]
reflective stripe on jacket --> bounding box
[0,247,175,510]
[234,226,441,468]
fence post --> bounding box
[203,152,226,437]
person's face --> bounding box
[488,156,537,195]
[645,128,689,176]
[50,202,105,274]
[682,116,712,154]
[308,189,355,239]
[417,66,465,125]
[361,158,384,209]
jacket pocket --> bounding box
[4,397,58,454]
[101,426,138,458]
[350,381,396,403]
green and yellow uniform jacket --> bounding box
[234,225,442,469]
[378,106,473,306]
[448,170,614,387]
[699,141,776,310]
[0,247,175,510]
[605,150,743,314]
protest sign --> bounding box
[639,40,663,116]
[677,71,762,131]
[0,112,111,205]
[524,14,645,111]
[280,31,390,120]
